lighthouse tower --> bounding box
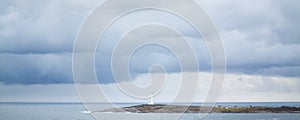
[147,96,154,105]
[147,92,154,105]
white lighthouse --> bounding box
[147,92,154,105]
[147,96,154,105]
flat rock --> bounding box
[98,104,300,113]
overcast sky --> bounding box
[0,0,300,102]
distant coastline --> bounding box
[99,104,300,113]
[1,102,299,106]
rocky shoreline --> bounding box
[99,104,300,113]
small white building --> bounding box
[147,97,154,105]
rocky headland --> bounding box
[99,104,300,113]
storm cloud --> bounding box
[0,0,300,84]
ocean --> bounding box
[0,102,299,120]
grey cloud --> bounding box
[0,53,73,84]
[200,0,300,76]
[202,0,300,44]
[0,0,300,84]
[0,0,100,54]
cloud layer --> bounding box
[1,72,299,102]
[0,0,300,84]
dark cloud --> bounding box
[0,53,73,84]
[0,0,101,84]
[0,0,300,84]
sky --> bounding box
[0,0,300,102]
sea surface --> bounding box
[0,102,299,120]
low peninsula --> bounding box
[99,104,300,113]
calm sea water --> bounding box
[0,102,299,120]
